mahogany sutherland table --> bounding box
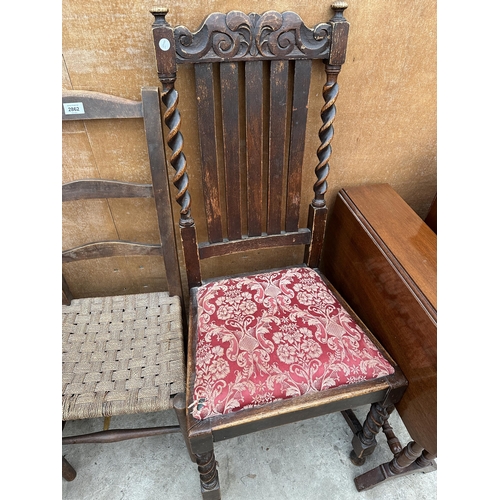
[320,183,437,490]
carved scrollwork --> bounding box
[174,10,332,62]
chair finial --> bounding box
[332,1,348,9]
[150,7,169,25]
[331,2,348,21]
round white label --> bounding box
[159,38,171,51]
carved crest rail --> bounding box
[170,11,332,63]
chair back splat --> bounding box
[151,5,349,288]
[151,4,409,499]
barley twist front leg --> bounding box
[195,450,220,500]
[350,402,390,465]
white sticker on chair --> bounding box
[159,38,171,51]
[63,102,85,115]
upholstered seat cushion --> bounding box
[191,267,394,420]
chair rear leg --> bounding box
[173,393,196,462]
[62,456,76,481]
[349,402,391,465]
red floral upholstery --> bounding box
[191,267,394,420]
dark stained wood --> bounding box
[209,386,396,443]
[267,60,289,235]
[314,66,338,208]
[151,10,177,76]
[62,426,180,444]
[62,90,143,121]
[245,61,264,237]
[320,184,437,456]
[151,12,204,293]
[424,194,437,233]
[194,63,223,243]
[285,59,312,232]
[220,62,242,240]
[198,229,311,260]
[343,184,436,311]
[150,7,410,499]
[381,410,404,456]
[386,441,425,474]
[62,179,153,202]
[348,403,390,464]
[313,11,350,209]
[62,87,183,302]
[62,456,76,481]
[141,87,183,299]
[195,451,220,498]
[328,11,350,66]
[304,204,327,268]
[62,275,73,305]
[153,6,350,271]
[173,393,196,462]
[342,404,404,463]
[170,11,333,64]
[62,241,162,263]
[353,441,436,492]
[185,268,406,446]
[180,224,202,288]
[62,87,188,480]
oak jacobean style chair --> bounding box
[62,87,191,481]
[151,4,408,498]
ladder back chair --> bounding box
[151,4,408,498]
[62,87,191,482]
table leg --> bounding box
[353,441,437,491]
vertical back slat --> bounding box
[194,63,223,243]
[220,62,242,240]
[267,60,289,235]
[285,60,312,232]
[245,61,264,237]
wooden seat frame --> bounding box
[62,87,192,481]
[151,4,408,498]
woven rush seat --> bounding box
[191,267,395,420]
[62,291,185,421]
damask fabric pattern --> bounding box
[192,267,394,420]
